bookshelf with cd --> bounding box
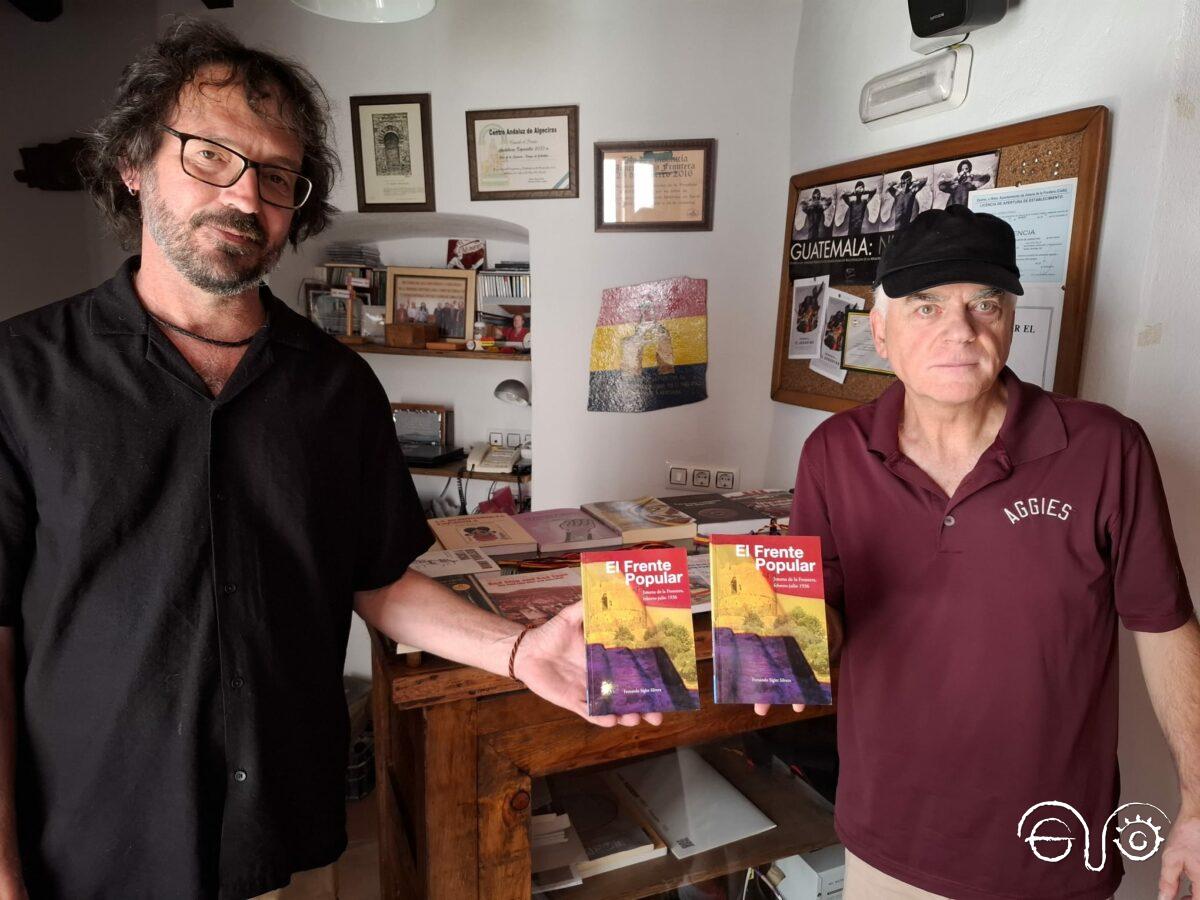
[293,221,534,506]
[309,246,532,361]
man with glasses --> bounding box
[0,19,654,900]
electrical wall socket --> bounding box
[665,461,740,492]
[490,429,531,447]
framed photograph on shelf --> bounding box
[350,93,435,212]
[594,138,717,232]
[384,267,477,343]
[465,105,579,200]
[304,282,384,343]
[305,284,359,340]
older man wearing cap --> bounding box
[783,205,1199,899]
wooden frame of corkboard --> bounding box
[771,106,1110,413]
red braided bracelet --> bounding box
[508,624,535,682]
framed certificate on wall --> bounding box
[350,93,436,212]
[594,139,717,232]
[465,105,579,200]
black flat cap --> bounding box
[874,204,1024,297]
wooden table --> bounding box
[370,616,838,900]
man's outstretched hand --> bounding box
[1158,808,1199,900]
[513,601,663,729]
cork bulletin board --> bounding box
[771,106,1111,412]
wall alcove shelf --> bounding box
[406,463,531,484]
[354,345,531,362]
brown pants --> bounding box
[248,863,337,900]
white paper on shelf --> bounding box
[610,746,775,859]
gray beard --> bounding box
[140,176,285,297]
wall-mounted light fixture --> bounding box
[288,0,435,24]
[493,379,530,407]
[859,45,972,128]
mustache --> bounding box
[190,209,267,245]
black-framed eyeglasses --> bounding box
[158,124,313,210]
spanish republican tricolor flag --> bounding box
[588,277,708,413]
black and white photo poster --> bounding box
[931,153,999,209]
[880,166,933,231]
[792,184,837,241]
[834,176,884,237]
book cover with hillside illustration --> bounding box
[581,497,696,544]
[709,535,832,705]
[581,548,700,715]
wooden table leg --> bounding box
[422,700,480,899]
[477,739,531,900]
[373,640,418,900]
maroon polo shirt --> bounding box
[790,367,1193,900]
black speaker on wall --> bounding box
[907,0,1009,38]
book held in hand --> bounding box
[581,548,700,715]
[709,534,832,706]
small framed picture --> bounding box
[594,138,717,232]
[840,310,894,376]
[350,93,436,212]
[465,105,579,200]
[305,285,357,339]
[385,267,477,342]
[305,282,383,342]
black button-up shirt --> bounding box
[0,259,434,898]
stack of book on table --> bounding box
[530,746,777,892]
[660,489,794,536]
[395,489,797,655]
[580,497,698,544]
[427,513,539,557]
[422,489,795,559]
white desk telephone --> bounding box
[465,442,521,474]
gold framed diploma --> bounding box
[594,139,717,232]
[465,105,579,200]
[841,311,894,376]
[350,93,436,212]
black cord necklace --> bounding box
[148,312,263,348]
